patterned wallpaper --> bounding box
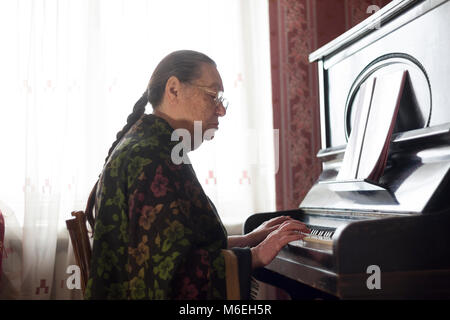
[270,0,391,210]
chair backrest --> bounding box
[66,210,92,295]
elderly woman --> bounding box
[84,50,308,300]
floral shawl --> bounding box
[85,114,250,299]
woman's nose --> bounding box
[216,104,226,117]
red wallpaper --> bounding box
[270,0,391,211]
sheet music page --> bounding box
[356,69,407,181]
[337,77,376,180]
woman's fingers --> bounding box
[251,216,301,243]
[261,215,292,228]
[251,219,314,268]
[264,216,309,233]
[277,219,310,233]
[251,222,311,268]
[278,233,304,245]
[271,224,310,245]
[270,215,292,224]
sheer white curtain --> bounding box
[0,0,275,299]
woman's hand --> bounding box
[245,215,297,247]
[250,219,310,269]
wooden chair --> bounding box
[66,211,92,295]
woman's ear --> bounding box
[164,76,181,104]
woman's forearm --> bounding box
[227,234,251,248]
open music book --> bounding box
[337,69,408,183]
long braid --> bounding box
[85,92,148,231]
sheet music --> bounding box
[356,69,407,181]
[337,69,407,183]
[337,78,376,180]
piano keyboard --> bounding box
[302,226,335,245]
[289,225,336,247]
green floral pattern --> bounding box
[85,115,228,299]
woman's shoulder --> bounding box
[127,114,177,154]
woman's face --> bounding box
[180,63,226,140]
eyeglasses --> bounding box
[189,84,229,111]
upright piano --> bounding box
[245,0,450,299]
